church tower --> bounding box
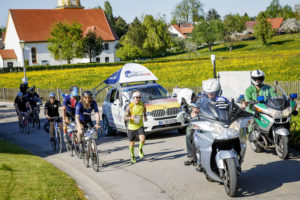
[56,0,84,9]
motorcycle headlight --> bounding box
[265,108,281,118]
[282,107,292,117]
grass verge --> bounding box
[0,139,86,200]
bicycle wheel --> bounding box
[91,139,99,172]
[71,133,75,157]
[57,128,63,153]
[24,117,30,135]
[82,141,89,168]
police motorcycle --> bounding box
[190,97,252,197]
[240,84,298,160]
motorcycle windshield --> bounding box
[198,99,229,122]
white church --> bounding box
[0,0,120,68]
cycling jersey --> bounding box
[14,97,29,112]
[63,95,79,115]
[75,101,99,122]
[27,92,40,107]
[45,100,61,117]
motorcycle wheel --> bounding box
[248,130,263,153]
[275,135,289,160]
[223,158,238,197]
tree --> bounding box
[142,15,172,58]
[254,12,275,45]
[104,1,115,27]
[184,40,198,58]
[172,0,204,22]
[171,37,185,51]
[191,20,216,51]
[281,5,296,19]
[116,44,141,61]
[83,31,103,63]
[279,18,300,34]
[170,17,177,25]
[266,0,282,18]
[0,27,5,37]
[206,9,220,21]
[222,14,245,52]
[114,17,128,38]
[48,21,83,64]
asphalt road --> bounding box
[1,101,300,200]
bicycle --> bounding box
[19,112,30,134]
[67,121,79,157]
[81,125,100,172]
[49,117,63,153]
[29,106,41,129]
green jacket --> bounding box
[245,84,277,113]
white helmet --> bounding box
[177,88,195,105]
[202,78,222,98]
[251,69,265,87]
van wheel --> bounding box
[103,116,115,136]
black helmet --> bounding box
[30,87,35,92]
[82,90,93,98]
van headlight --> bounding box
[146,112,152,116]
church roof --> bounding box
[0,49,17,59]
[9,9,118,42]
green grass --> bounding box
[0,140,86,200]
[291,114,300,149]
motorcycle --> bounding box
[190,96,252,197]
[241,84,298,160]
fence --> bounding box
[1,80,300,103]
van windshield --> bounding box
[124,85,170,101]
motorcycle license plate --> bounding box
[159,118,177,125]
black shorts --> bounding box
[127,127,145,141]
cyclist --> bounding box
[75,90,100,149]
[19,82,28,95]
[14,92,32,127]
[27,86,41,125]
[63,86,80,144]
[124,90,147,163]
[44,92,62,143]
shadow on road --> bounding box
[238,159,300,197]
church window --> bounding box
[31,47,37,64]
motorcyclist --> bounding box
[245,69,277,114]
[62,86,80,144]
[14,92,32,127]
[194,78,224,172]
[245,70,277,133]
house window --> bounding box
[104,43,109,50]
[31,47,37,64]
[41,60,49,65]
[96,57,100,63]
[7,62,13,68]
[105,57,109,63]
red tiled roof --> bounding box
[0,49,17,59]
[172,23,194,38]
[245,18,284,29]
[9,9,118,42]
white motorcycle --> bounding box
[191,97,252,197]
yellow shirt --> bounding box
[128,102,144,130]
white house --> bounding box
[0,49,18,68]
[1,0,120,68]
[168,23,194,39]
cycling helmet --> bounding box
[49,92,56,98]
[70,87,78,97]
[202,78,222,99]
[69,85,79,92]
[251,69,265,87]
[82,90,93,98]
[17,92,23,97]
[30,87,35,92]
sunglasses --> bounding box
[135,96,141,99]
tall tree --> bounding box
[114,16,128,38]
[206,9,220,21]
[184,40,198,58]
[222,14,245,52]
[266,0,282,18]
[191,20,216,51]
[281,5,296,19]
[104,1,115,27]
[172,0,204,22]
[48,22,83,64]
[83,31,103,63]
[254,12,275,45]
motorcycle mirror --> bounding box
[172,92,177,98]
[290,93,298,99]
[257,96,264,102]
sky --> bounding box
[0,0,299,27]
